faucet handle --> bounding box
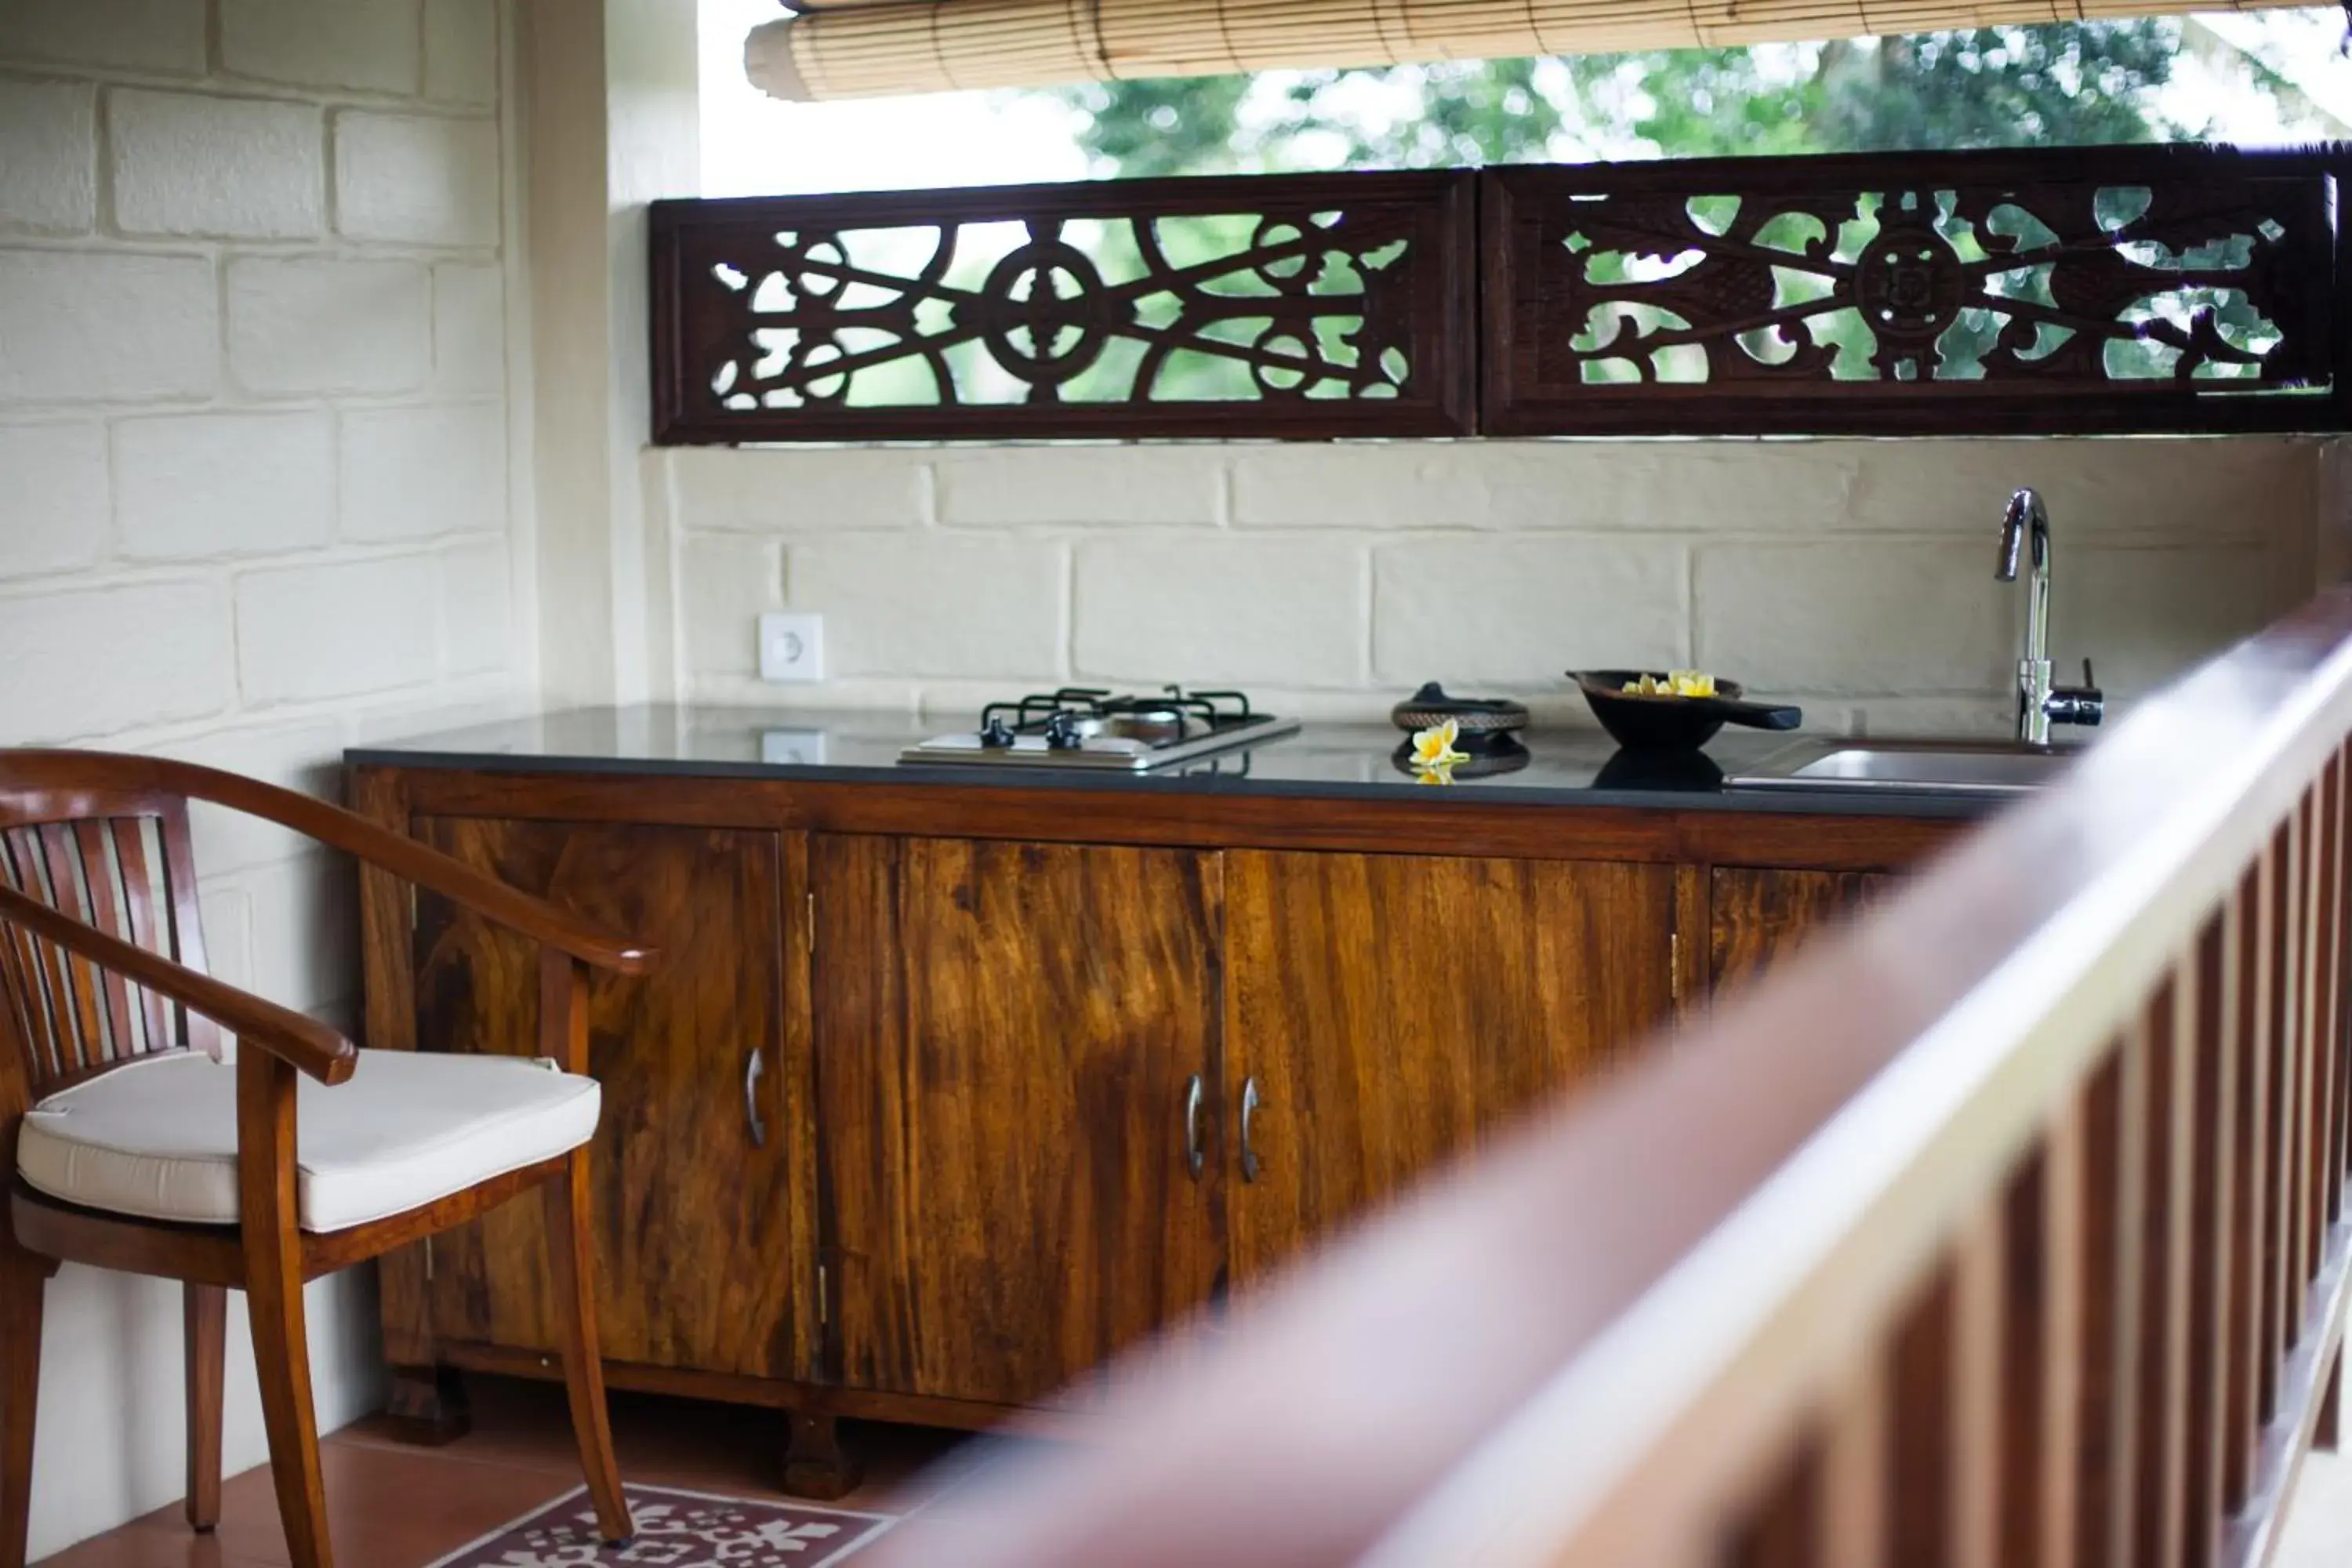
[2045,657,2104,731]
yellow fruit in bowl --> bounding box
[1621,670,1718,699]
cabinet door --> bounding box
[1709,868,1890,996]
[811,834,1221,1410]
[1226,851,1676,1283]
[409,818,802,1380]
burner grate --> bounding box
[978,685,1257,737]
[899,685,1297,771]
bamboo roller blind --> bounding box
[747,0,2287,100]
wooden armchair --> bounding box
[0,750,655,1568]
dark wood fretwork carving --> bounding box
[651,147,2349,443]
[1483,144,2350,437]
[650,172,1477,442]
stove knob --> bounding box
[978,716,1016,750]
[1044,712,1084,750]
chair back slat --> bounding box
[0,841,58,1086]
[0,783,207,1102]
[109,815,171,1052]
[37,822,111,1072]
[71,819,140,1060]
[0,828,72,1082]
[155,800,217,1059]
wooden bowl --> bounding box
[1571,671,1802,753]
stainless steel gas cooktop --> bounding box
[899,687,1301,771]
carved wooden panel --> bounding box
[651,171,1476,442]
[1484,146,2350,437]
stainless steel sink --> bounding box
[1726,737,2082,797]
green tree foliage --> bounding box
[1054,24,2192,176]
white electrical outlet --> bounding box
[759,612,824,683]
[760,729,828,767]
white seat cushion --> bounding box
[16,1049,601,1234]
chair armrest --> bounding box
[5,750,654,974]
[0,884,357,1085]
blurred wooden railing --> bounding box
[869,586,2352,1568]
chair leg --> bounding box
[184,1283,225,1531]
[545,1149,632,1544]
[247,1260,332,1568]
[0,1258,45,1568]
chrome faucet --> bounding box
[1997,488,2103,746]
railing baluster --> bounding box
[2332,743,2352,1206]
[2039,1102,2087,1568]
[1950,1207,2005,1568]
[2297,790,2325,1310]
[1722,1440,1821,1568]
[1889,1261,1958,1568]
[2135,975,2193,1568]
[1823,1357,1890,1568]
[1998,1160,2045,1568]
[2230,858,2273,1508]
[2183,908,2238,1566]
[2319,757,2346,1237]
[2262,822,2292,1417]
[2078,1037,2147,1568]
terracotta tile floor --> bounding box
[41,1378,967,1568]
[48,1377,2352,1566]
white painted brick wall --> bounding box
[0,251,219,403]
[424,0,499,107]
[680,532,782,678]
[0,420,107,576]
[0,0,208,76]
[789,534,1063,677]
[162,718,347,875]
[228,256,432,394]
[339,403,506,539]
[115,410,337,557]
[432,261,506,393]
[235,555,442,702]
[1695,539,2013,696]
[0,579,234,741]
[110,89,325,240]
[335,111,500,247]
[0,7,522,1556]
[670,437,2329,727]
[2059,543,2282,700]
[1374,536,1688,684]
[1232,441,1857,531]
[671,445,929,531]
[0,77,94,233]
[219,0,423,95]
[936,445,1223,525]
[435,537,515,675]
[1076,535,1365,686]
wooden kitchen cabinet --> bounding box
[397,818,804,1382]
[1224,851,1679,1283]
[351,752,1962,1482]
[1709,867,1893,996]
[808,834,1224,1410]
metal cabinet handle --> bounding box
[744,1048,768,1149]
[1183,1073,1204,1180]
[1239,1076,1262,1184]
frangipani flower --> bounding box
[1410,719,1471,769]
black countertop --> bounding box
[348,706,1998,821]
